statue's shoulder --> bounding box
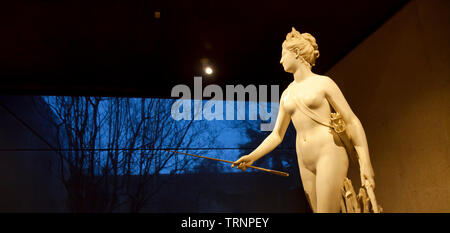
[315,75,334,84]
[280,82,296,105]
[315,75,340,90]
[282,82,295,94]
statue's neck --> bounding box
[293,65,315,83]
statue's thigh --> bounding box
[299,166,317,212]
[315,156,348,213]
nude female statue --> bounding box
[232,27,376,213]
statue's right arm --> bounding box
[247,91,291,161]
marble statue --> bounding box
[232,27,379,213]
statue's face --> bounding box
[280,48,297,74]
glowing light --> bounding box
[205,66,213,75]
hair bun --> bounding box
[301,32,320,62]
[301,33,318,50]
[313,50,320,60]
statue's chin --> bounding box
[282,66,294,74]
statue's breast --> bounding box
[299,92,323,110]
[282,82,326,115]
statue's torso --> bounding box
[282,76,348,173]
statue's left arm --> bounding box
[321,76,375,189]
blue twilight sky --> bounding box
[43,96,279,174]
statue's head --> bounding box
[280,27,320,72]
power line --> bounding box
[0,147,296,152]
[0,100,62,156]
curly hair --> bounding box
[282,27,320,70]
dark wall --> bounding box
[326,0,450,212]
[0,96,67,212]
[141,172,310,213]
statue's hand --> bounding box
[231,155,255,171]
[360,164,375,189]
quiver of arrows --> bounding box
[340,178,383,213]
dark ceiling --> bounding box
[0,0,410,98]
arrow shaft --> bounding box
[164,149,289,177]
